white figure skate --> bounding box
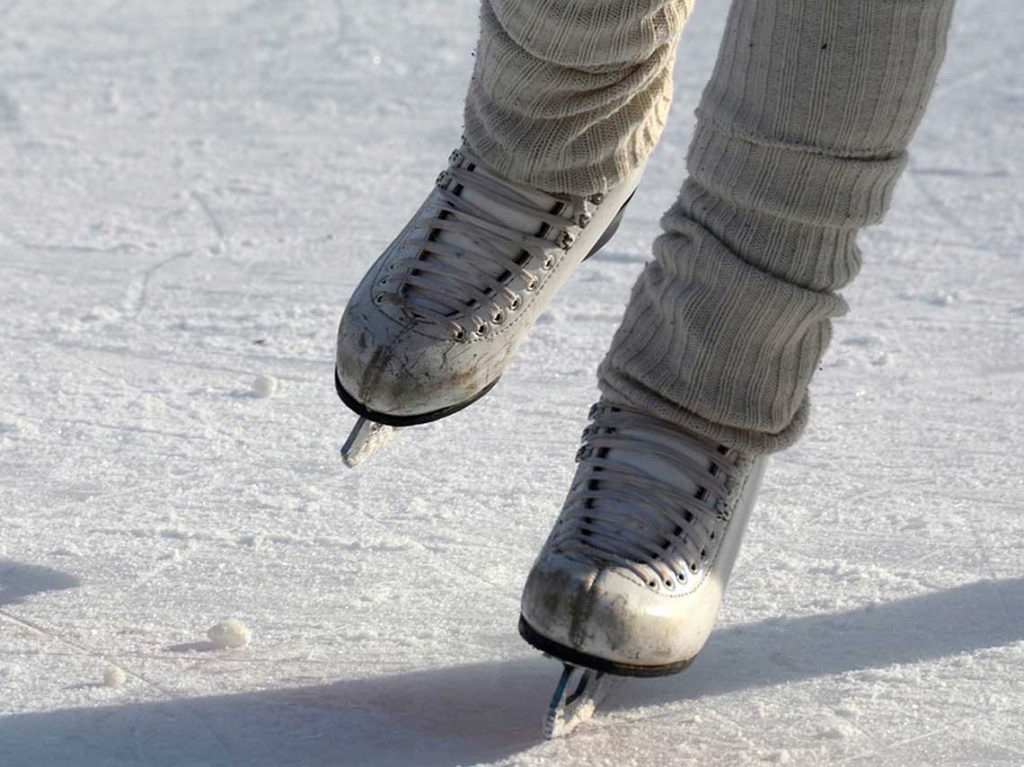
[519,402,768,736]
[335,148,642,466]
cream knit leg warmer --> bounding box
[599,0,956,454]
[463,0,693,196]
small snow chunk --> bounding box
[252,375,279,398]
[207,618,252,649]
[926,291,957,307]
[103,666,127,688]
[84,305,121,323]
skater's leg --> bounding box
[599,0,957,454]
[464,0,695,195]
[520,0,956,681]
[336,1,698,432]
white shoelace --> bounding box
[375,148,602,340]
[552,403,738,590]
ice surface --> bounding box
[1,0,1022,765]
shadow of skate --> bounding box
[0,560,80,607]
[1,577,1021,766]
[609,573,1024,711]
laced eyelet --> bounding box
[557,231,576,249]
[541,255,555,271]
[452,327,466,341]
[690,563,698,573]
[576,212,592,227]
[525,277,538,292]
[492,310,504,324]
[509,296,521,311]
[448,148,463,165]
[475,322,488,336]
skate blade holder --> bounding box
[544,662,616,739]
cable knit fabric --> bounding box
[464,0,693,195]
[464,0,955,454]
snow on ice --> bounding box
[207,618,253,650]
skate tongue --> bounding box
[590,421,709,539]
[607,425,705,496]
[457,162,557,231]
[402,159,563,319]
[573,405,736,577]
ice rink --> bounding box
[1,1,1022,764]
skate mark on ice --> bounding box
[911,166,1010,179]
[907,157,987,242]
[343,476,520,604]
[0,233,140,255]
[0,89,21,132]
[0,607,239,765]
[122,250,193,318]
[190,190,227,241]
[835,717,968,765]
[0,561,80,606]
[165,640,220,653]
[98,0,133,22]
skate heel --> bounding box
[584,191,635,261]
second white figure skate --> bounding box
[335,148,642,466]
[519,402,767,737]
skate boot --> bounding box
[335,148,642,464]
[519,401,767,735]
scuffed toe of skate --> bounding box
[520,552,597,650]
[521,552,719,671]
[335,304,497,420]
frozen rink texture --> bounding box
[1,1,1022,765]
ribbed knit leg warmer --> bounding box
[463,0,693,196]
[599,0,956,454]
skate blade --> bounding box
[340,416,395,468]
[544,662,618,739]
